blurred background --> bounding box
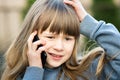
[0,0,120,78]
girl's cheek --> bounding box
[44,41,53,50]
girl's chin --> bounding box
[45,62,62,69]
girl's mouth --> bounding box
[48,53,63,60]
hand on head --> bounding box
[64,0,87,22]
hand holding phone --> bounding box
[33,35,47,68]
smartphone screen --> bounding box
[33,35,47,67]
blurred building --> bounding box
[0,0,26,78]
[0,0,26,53]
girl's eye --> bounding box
[47,36,55,39]
[65,37,74,41]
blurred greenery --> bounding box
[22,0,36,18]
[91,0,120,31]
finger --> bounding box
[64,0,75,7]
[27,31,37,49]
[32,39,46,50]
[36,47,46,55]
[33,39,46,46]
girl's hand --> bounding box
[27,31,46,68]
[64,0,87,22]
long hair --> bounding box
[1,0,106,80]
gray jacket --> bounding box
[18,15,120,80]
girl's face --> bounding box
[38,29,75,68]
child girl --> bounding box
[1,0,120,80]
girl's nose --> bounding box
[54,39,64,51]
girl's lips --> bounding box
[48,53,63,60]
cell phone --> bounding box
[33,35,47,68]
